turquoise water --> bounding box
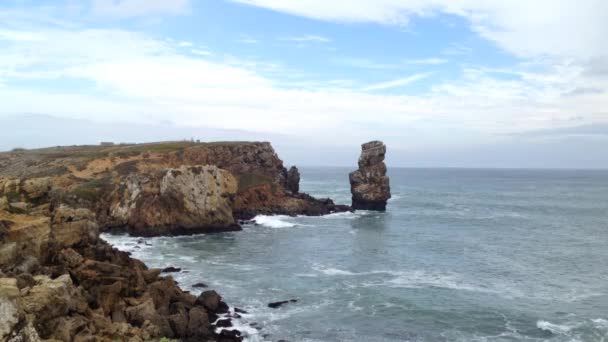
[103,168,608,341]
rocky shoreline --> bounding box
[0,140,387,341]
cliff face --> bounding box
[349,141,391,211]
[0,141,348,236]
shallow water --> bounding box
[103,168,608,341]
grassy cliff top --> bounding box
[0,141,269,179]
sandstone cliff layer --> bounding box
[349,141,391,211]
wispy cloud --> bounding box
[280,34,331,43]
[405,58,447,65]
[177,41,193,47]
[92,0,190,17]
[363,73,431,91]
[191,49,211,56]
[236,37,259,44]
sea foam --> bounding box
[252,215,296,228]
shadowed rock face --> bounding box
[349,141,391,211]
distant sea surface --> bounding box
[103,168,608,341]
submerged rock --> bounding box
[268,299,298,308]
[349,141,391,211]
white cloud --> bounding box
[1,18,607,149]
[231,0,608,60]
[236,38,259,44]
[363,73,431,91]
[178,41,193,47]
[92,0,189,17]
[405,58,447,65]
[191,49,211,56]
[280,35,331,43]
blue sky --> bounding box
[0,0,607,167]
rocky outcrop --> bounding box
[286,166,300,193]
[0,141,349,236]
[349,141,391,211]
[0,208,242,342]
[107,165,239,236]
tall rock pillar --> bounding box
[349,141,391,211]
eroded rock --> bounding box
[349,141,391,211]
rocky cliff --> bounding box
[0,207,242,341]
[0,141,349,236]
[349,141,391,211]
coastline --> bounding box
[0,141,353,341]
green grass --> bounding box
[70,178,111,202]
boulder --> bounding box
[349,141,391,211]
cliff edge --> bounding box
[0,141,349,236]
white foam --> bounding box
[252,215,296,228]
[536,320,573,334]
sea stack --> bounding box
[349,141,391,211]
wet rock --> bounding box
[268,299,297,309]
[216,319,233,328]
[192,282,208,288]
[161,266,182,273]
[349,141,391,211]
[234,307,248,314]
[196,290,222,312]
[218,329,243,341]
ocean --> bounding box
[102,167,608,341]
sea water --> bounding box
[103,168,608,341]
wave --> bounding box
[536,320,575,334]
[252,215,297,228]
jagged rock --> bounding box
[349,141,391,211]
[21,177,52,200]
[51,206,99,248]
[0,278,20,340]
[286,166,300,193]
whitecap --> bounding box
[536,320,573,334]
[252,215,296,228]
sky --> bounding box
[0,0,607,168]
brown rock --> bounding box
[349,141,391,211]
[51,206,99,248]
[195,290,222,312]
[187,306,210,337]
[286,166,300,193]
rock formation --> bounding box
[0,141,349,236]
[108,165,239,236]
[286,166,300,193]
[0,208,242,341]
[349,141,391,211]
[0,140,356,341]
